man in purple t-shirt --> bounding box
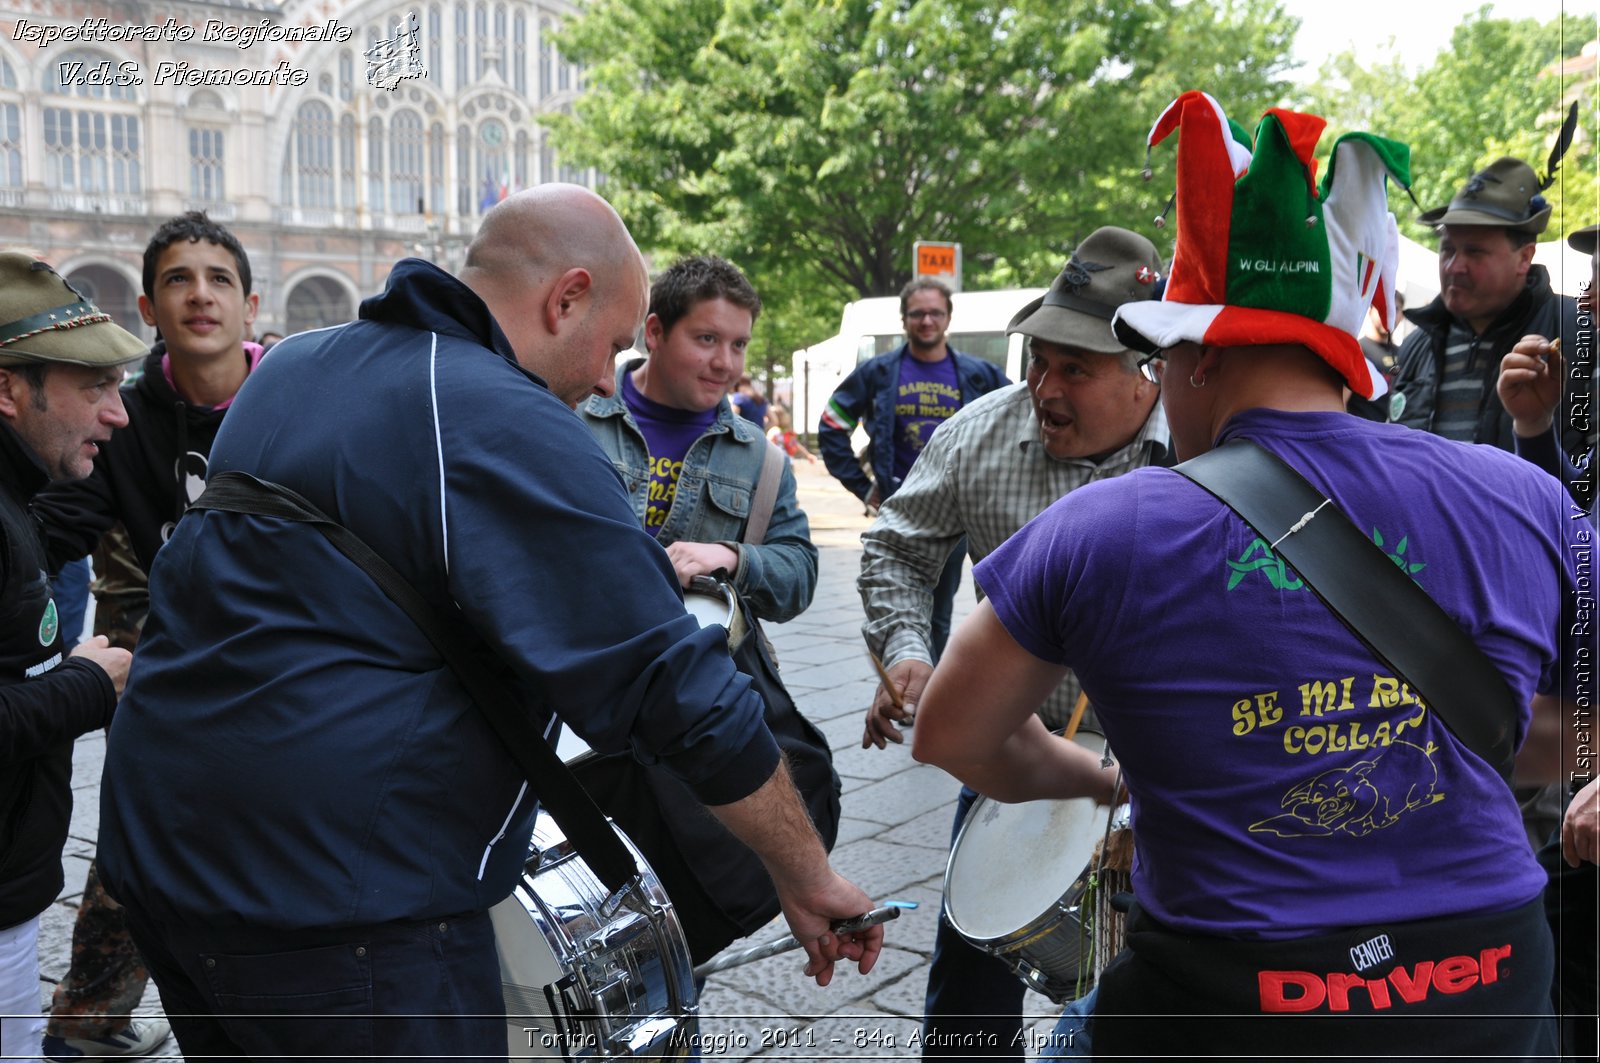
[913,93,1586,1059]
[818,280,1010,659]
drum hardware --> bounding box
[942,725,1131,1007]
[684,575,746,651]
[691,903,910,979]
[492,812,697,1060]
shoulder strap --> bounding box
[191,471,641,895]
[1174,439,1517,780]
[742,441,786,546]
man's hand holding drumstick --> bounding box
[863,652,933,749]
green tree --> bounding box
[1311,9,1598,245]
[548,0,1299,372]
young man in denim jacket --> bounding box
[582,255,817,623]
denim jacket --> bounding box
[582,360,818,623]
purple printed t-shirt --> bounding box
[975,408,1587,940]
[621,371,716,536]
[892,352,961,480]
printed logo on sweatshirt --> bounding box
[38,599,58,646]
[1258,943,1511,1012]
[162,450,210,543]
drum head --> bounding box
[945,796,1110,942]
[684,588,734,630]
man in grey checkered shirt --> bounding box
[857,226,1171,1059]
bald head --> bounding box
[459,184,649,406]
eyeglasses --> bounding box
[905,309,949,322]
[1137,351,1167,384]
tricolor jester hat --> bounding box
[1112,91,1412,399]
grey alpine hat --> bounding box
[1418,157,1551,234]
[1569,224,1598,256]
[0,251,145,368]
[1008,227,1164,354]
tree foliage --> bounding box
[548,0,1299,367]
[1309,9,1598,246]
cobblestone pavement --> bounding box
[40,458,1069,1060]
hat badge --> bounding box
[1060,256,1110,292]
[1135,266,1158,285]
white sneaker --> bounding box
[41,1018,172,1059]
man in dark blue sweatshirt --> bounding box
[97,185,884,1059]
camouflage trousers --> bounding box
[44,861,149,1039]
[48,527,150,1039]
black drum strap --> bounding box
[192,470,642,896]
[1174,439,1517,782]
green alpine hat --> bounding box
[1418,157,1551,234]
[1007,227,1164,354]
[0,251,146,368]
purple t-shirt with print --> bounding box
[892,352,961,480]
[976,408,1589,939]
[621,372,716,537]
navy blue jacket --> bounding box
[818,343,1010,502]
[98,259,780,930]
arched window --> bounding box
[514,128,528,192]
[475,119,508,213]
[456,122,471,215]
[290,100,335,209]
[495,4,508,80]
[339,50,354,102]
[513,12,527,96]
[455,4,469,89]
[339,114,357,209]
[539,19,553,98]
[42,49,142,200]
[367,116,385,213]
[429,5,442,86]
[64,266,141,336]
[286,276,354,335]
[429,122,445,215]
[539,132,554,186]
[44,49,137,100]
[0,57,19,193]
[390,109,425,214]
[474,3,487,80]
[189,127,225,202]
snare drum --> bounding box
[943,790,1129,1004]
[490,812,697,1059]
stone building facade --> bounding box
[1,0,591,342]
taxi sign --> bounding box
[914,241,962,292]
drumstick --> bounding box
[692,904,907,979]
[1062,690,1090,742]
[866,650,906,714]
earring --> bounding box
[1189,372,1206,389]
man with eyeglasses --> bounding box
[858,228,1167,1059]
[819,278,1009,661]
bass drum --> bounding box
[490,811,697,1059]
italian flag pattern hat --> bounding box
[1112,91,1412,400]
